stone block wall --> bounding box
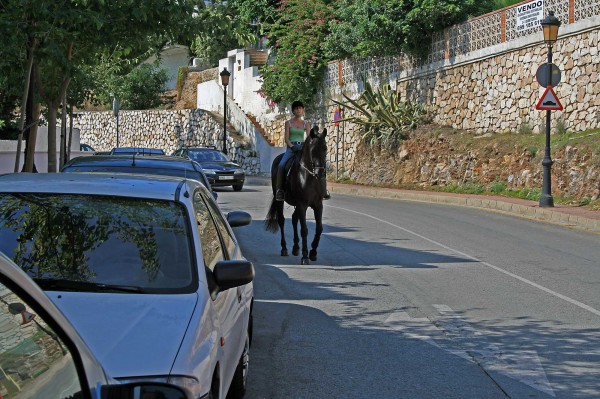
[73,109,261,174]
[399,29,600,134]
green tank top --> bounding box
[289,121,306,142]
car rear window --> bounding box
[189,150,228,163]
[0,193,195,294]
[62,165,211,191]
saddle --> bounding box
[284,151,301,177]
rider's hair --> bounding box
[291,100,304,111]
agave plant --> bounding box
[331,81,427,148]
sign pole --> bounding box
[540,43,554,207]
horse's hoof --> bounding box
[292,247,299,256]
[281,249,288,256]
[309,249,317,261]
[301,257,310,265]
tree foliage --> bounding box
[118,64,169,110]
[323,0,494,60]
[190,2,256,67]
[259,0,334,108]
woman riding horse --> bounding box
[266,123,329,265]
[275,100,330,201]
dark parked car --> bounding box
[110,147,165,155]
[61,155,218,200]
[80,143,96,152]
[172,147,245,191]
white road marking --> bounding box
[329,205,600,317]
[386,305,555,396]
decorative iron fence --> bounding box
[324,0,600,91]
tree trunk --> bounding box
[23,89,40,173]
[47,103,58,172]
[67,105,73,162]
[14,39,37,172]
[60,92,67,168]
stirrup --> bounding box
[275,189,285,201]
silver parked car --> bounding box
[0,251,193,399]
[0,173,254,399]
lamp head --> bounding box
[112,96,120,117]
[220,67,231,87]
[540,11,561,44]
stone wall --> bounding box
[73,109,261,174]
[347,128,600,201]
[398,29,600,134]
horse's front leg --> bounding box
[277,202,288,256]
[291,208,300,256]
[298,207,310,265]
[309,203,323,262]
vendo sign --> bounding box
[516,0,544,32]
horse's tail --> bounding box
[264,196,280,233]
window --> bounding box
[205,197,236,258]
[0,285,81,399]
[193,191,225,271]
[0,194,194,293]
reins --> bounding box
[299,137,325,179]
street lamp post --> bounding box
[539,11,561,208]
[220,67,231,155]
[112,96,120,148]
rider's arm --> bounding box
[304,119,311,139]
[284,120,293,148]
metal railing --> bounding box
[324,0,599,91]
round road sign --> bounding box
[536,63,561,88]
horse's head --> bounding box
[301,126,328,178]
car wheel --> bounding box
[232,183,243,192]
[227,333,249,399]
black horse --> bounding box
[265,126,327,265]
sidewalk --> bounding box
[246,176,600,234]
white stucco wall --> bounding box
[145,45,190,90]
[0,126,85,173]
[197,78,284,172]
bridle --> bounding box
[299,137,326,180]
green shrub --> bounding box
[490,179,507,194]
[527,146,538,156]
[556,118,568,135]
[518,122,533,135]
[119,63,169,110]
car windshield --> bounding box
[189,150,229,163]
[0,193,195,293]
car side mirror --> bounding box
[213,260,255,291]
[102,381,194,398]
[227,211,251,227]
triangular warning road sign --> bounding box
[536,86,563,111]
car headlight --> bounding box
[118,376,204,398]
[203,169,218,175]
[234,169,245,174]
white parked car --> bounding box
[0,251,193,399]
[0,173,255,399]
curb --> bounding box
[245,176,600,234]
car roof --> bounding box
[111,147,165,154]
[183,147,220,152]
[64,155,203,170]
[0,172,204,201]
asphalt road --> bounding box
[216,181,600,399]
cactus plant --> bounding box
[331,81,427,148]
